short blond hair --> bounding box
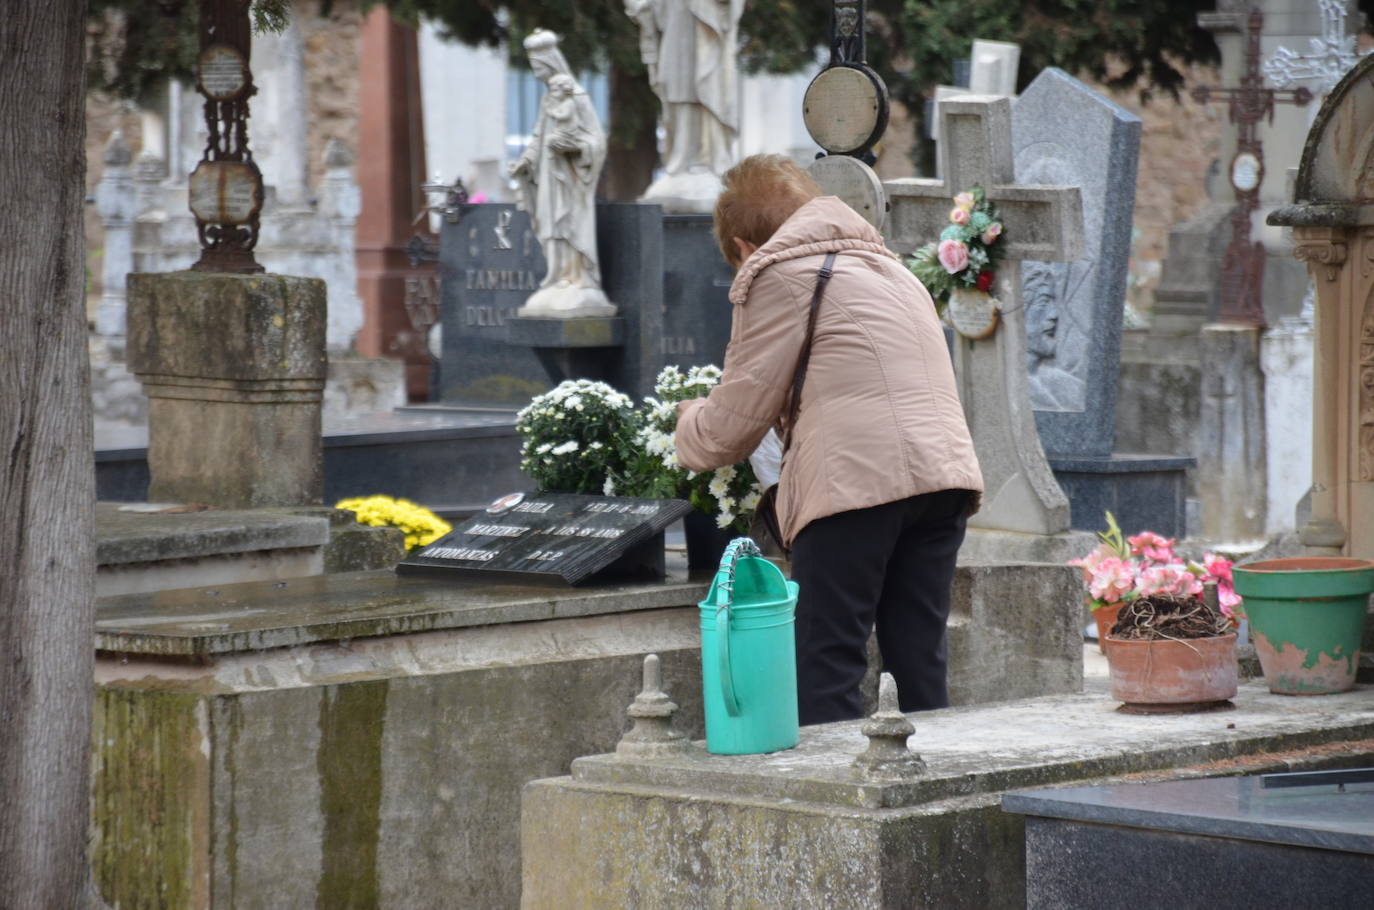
[713,154,822,267]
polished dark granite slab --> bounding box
[96,408,525,508]
[1004,772,1374,854]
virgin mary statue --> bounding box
[508,30,615,317]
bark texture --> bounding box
[0,2,95,908]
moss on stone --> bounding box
[92,687,209,909]
[316,680,388,909]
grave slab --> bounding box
[91,559,1081,909]
[1005,771,1374,908]
[95,502,329,597]
[521,684,1374,910]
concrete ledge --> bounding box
[96,503,329,565]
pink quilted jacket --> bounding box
[675,196,983,546]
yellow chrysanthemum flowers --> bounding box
[336,495,452,552]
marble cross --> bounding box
[884,96,1083,534]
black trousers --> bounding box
[789,489,971,725]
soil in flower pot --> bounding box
[1103,595,1238,714]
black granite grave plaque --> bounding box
[395,492,692,585]
[437,204,735,406]
[438,204,551,405]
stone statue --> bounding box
[509,30,615,318]
[1023,262,1085,412]
[625,0,745,213]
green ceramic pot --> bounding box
[1231,557,1374,695]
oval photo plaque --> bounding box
[947,288,1000,341]
[806,155,887,230]
[188,161,263,226]
[803,66,886,156]
[197,44,249,101]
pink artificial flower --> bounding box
[1088,557,1135,604]
[469,191,489,204]
[937,238,969,274]
[1200,553,1233,584]
[981,222,1002,244]
[1136,563,1203,600]
[949,206,971,225]
[1068,543,1114,583]
[953,191,975,209]
[1128,531,1176,564]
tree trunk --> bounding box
[600,61,659,202]
[0,2,95,908]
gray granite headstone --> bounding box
[1014,68,1141,457]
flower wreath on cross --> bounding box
[905,184,1005,314]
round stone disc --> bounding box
[804,66,884,155]
[806,155,887,230]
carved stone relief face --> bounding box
[1023,262,1062,361]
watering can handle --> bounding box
[713,538,761,718]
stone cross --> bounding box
[885,96,1083,534]
[1192,7,1312,325]
[1264,0,1366,96]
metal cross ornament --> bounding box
[188,0,265,273]
[1264,0,1367,95]
[1192,7,1312,325]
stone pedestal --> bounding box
[127,272,327,508]
[1049,454,1195,538]
[1198,323,1267,543]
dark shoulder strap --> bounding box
[781,252,838,449]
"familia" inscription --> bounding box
[466,268,539,292]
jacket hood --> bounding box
[728,196,900,305]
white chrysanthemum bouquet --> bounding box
[515,368,763,532]
[515,379,637,494]
[612,365,763,532]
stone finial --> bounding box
[615,654,689,758]
[851,673,926,779]
[323,138,354,170]
[103,130,133,168]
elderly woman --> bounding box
[675,155,984,725]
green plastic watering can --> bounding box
[698,538,800,755]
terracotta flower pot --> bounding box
[1092,602,1124,653]
[1103,632,1238,712]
